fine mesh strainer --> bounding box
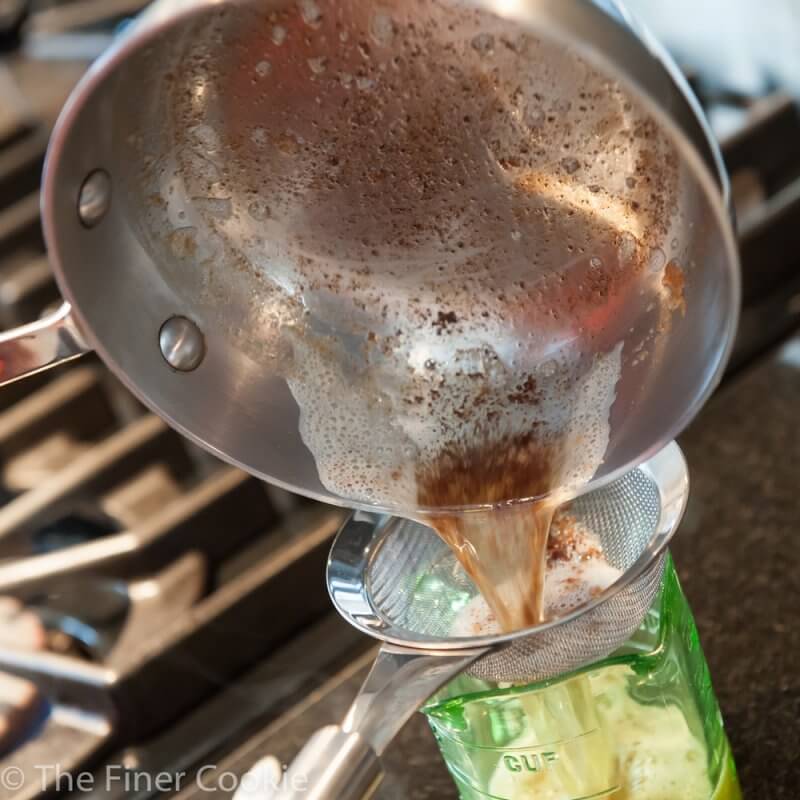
[361,466,664,682]
[268,442,688,799]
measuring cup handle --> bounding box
[261,725,381,800]
[0,302,89,388]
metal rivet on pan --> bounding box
[159,316,206,372]
[78,169,112,228]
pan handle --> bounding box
[0,302,90,387]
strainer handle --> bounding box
[264,725,382,800]
[257,645,487,799]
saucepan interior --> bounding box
[41,0,739,511]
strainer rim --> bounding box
[327,440,688,651]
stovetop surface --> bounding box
[0,2,795,799]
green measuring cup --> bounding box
[423,557,742,800]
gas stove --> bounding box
[0,4,795,799]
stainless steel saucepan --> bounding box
[0,0,739,513]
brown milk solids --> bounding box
[418,432,563,631]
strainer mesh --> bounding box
[366,469,665,683]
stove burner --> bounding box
[33,513,117,554]
[0,673,46,756]
[0,596,46,755]
[0,597,44,651]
